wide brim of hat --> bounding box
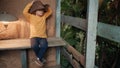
[29,1,45,14]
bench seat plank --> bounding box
[0,37,66,50]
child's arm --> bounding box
[23,2,33,21]
[44,7,52,18]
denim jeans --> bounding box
[30,37,48,61]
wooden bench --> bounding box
[0,37,66,68]
[0,37,65,50]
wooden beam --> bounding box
[21,50,27,68]
[97,23,120,43]
[61,15,120,43]
[72,59,81,68]
[55,0,61,65]
[66,45,85,67]
[61,47,73,64]
[61,15,87,31]
[56,0,61,37]
[85,0,98,68]
[61,47,82,68]
[0,37,66,50]
[56,47,60,65]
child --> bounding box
[23,0,52,66]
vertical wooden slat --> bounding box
[56,0,61,37]
[56,0,61,65]
[56,47,60,65]
[21,50,27,68]
[85,0,99,68]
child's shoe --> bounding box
[34,59,43,67]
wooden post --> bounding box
[85,0,99,68]
[56,0,61,37]
[21,50,27,68]
[56,0,61,65]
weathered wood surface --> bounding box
[61,47,73,64]
[0,37,66,50]
[28,48,58,68]
[0,50,22,68]
[0,48,59,68]
[0,22,20,39]
[56,0,61,37]
[85,0,98,68]
[0,0,56,37]
[55,0,61,65]
[0,20,30,39]
[72,59,81,68]
[61,15,120,43]
[61,15,87,31]
[97,23,120,43]
[0,0,60,68]
[66,45,85,67]
[61,40,85,67]
[61,46,83,68]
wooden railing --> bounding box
[61,15,120,43]
[60,15,120,68]
[61,45,85,68]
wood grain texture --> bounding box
[0,0,59,67]
[0,50,22,68]
[85,0,98,68]
[72,59,81,68]
[0,37,66,50]
[0,22,20,39]
[61,47,82,68]
[28,48,57,68]
[66,45,85,67]
[62,15,120,43]
[0,0,56,37]
[0,48,58,68]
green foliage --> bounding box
[96,37,120,67]
[61,0,87,18]
[61,0,86,68]
[61,55,73,68]
[98,0,120,26]
[61,23,85,68]
[61,0,120,68]
[61,24,80,46]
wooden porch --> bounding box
[0,0,62,68]
[0,0,120,68]
[0,0,98,68]
[0,37,64,68]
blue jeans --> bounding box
[30,37,48,61]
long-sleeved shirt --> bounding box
[23,2,52,38]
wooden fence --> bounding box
[61,15,120,68]
[61,15,120,43]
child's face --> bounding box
[35,10,44,17]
